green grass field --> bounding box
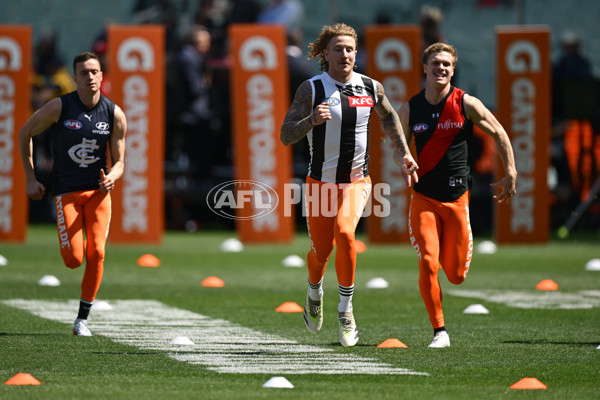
[1,225,599,399]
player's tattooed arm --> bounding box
[280,80,315,145]
[374,81,411,158]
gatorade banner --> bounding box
[495,27,550,243]
[228,24,293,243]
[0,26,30,242]
[108,25,164,243]
[365,25,421,243]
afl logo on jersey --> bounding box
[413,123,429,133]
[64,119,82,130]
[322,97,340,106]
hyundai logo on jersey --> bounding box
[95,122,110,130]
[64,119,82,130]
[413,123,429,132]
[322,97,341,106]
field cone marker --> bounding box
[355,239,367,253]
[263,376,294,388]
[275,302,303,313]
[535,279,559,291]
[377,338,408,348]
[137,254,160,267]
[510,377,547,390]
[202,276,225,287]
[5,373,41,385]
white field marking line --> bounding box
[449,289,600,309]
[3,299,429,376]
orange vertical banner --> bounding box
[495,27,550,243]
[365,25,421,243]
[0,26,31,242]
[107,25,164,243]
[228,24,293,243]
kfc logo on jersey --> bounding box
[413,123,429,133]
[348,96,374,107]
[64,119,83,130]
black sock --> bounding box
[77,300,93,320]
[434,327,447,335]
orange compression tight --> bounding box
[304,176,372,288]
[408,190,473,330]
[55,189,111,303]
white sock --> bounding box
[338,284,354,313]
[308,278,323,301]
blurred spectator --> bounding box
[419,5,457,86]
[91,31,111,96]
[29,30,76,223]
[551,30,600,228]
[31,30,76,110]
[419,5,445,50]
[256,0,304,33]
[226,0,261,25]
[166,24,214,166]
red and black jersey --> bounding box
[50,92,115,195]
[408,86,474,201]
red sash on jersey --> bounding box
[417,88,465,178]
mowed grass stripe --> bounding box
[3,299,429,376]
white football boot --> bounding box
[428,330,450,348]
[338,311,359,347]
[73,318,92,336]
[303,289,323,333]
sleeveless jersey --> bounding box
[50,91,115,195]
[408,86,474,201]
[307,72,376,183]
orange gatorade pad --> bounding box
[510,377,547,390]
[5,373,41,385]
[275,302,303,313]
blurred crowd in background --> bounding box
[26,0,600,235]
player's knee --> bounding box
[62,253,83,269]
[448,273,466,285]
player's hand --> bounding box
[26,180,46,200]
[490,176,516,204]
[394,151,418,187]
[311,101,332,126]
[99,169,114,193]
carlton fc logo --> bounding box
[413,123,429,133]
[68,138,100,167]
[64,119,82,130]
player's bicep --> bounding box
[20,98,61,138]
[283,80,313,123]
[110,106,127,163]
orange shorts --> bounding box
[304,176,371,287]
[55,189,111,302]
[409,190,473,329]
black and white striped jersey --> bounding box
[307,72,377,183]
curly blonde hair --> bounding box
[308,23,357,71]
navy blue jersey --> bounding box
[408,87,474,202]
[50,92,115,195]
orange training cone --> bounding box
[535,279,559,291]
[202,276,225,287]
[355,239,367,253]
[377,338,408,348]
[5,373,41,385]
[510,377,547,390]
[137,254,160,267]
[275,302,303,313]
